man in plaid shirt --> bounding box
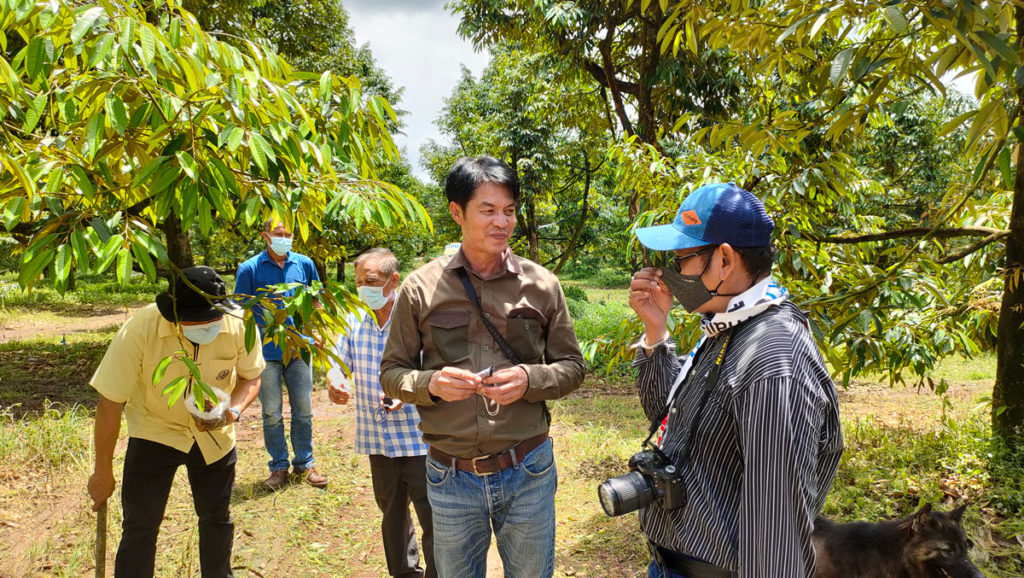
[328,248,435,578]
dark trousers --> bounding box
[115,438,236,578]
[368,454,436,578]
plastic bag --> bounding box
[184,385,230,421]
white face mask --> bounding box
[181,319,223,345]
[268,236,293,256]
[357,284,393,311]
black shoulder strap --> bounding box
[456,267,522,365]
[457,267,552,424]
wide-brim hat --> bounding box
[156,266,239,323]
[634,183,774,251]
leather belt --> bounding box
[428,433,548,475]
[652,545,735,578]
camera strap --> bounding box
[646,330,732,459]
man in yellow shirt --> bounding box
[87,266,265,577]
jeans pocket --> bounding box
[521,439,555,478]
[425,457,450,487]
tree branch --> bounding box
[812,226,1008,244]
[937,230,1012,264]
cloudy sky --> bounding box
[344,0,490,180]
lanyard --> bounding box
[644,330,732,458]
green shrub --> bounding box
[563,284,589,303]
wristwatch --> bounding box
[227,407,241,421]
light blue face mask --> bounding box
[182,319,223,345]
[268,236,293,256]
[357,285,393,311]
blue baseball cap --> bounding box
[634,183,774,251]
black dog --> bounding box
[813,503,984,578]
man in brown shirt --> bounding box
[381,155,585,578]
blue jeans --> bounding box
[259,357,314,472]
[424,437,557,578]
[647,560,689,578]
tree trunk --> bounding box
[160,214,194,271]
[335,256,346,283]
[993,9,1024,444]
[553,156,592,275]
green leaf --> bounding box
[71,165,94,200]
[88,33,114,67]
[132,155,168,187]
[152,356,173,387]
[22,94,46,133]
[94,235,121,274]
[249,133,273,174]
[997,146,1013,189]
[830,48,854,86]
[976,31,1019,67]
[26,37,52,80]
[881,6,909,35]
[105,93,128,135]
[86,113,104,159]
[116,247,132,287]
[2,197,25,231]
[176,151,197,180]
[138,25,156,67]
[71,6,105,45]
[54,244,72,288]
[19,247,55,289]
[118,16,136,56]
[162,376,187,406]
[71,228,90,269]
[132,239,156,281]
[244,318,256,352]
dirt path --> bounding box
[0,306,141,344]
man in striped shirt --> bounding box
[328,248,435,578]
[628,183,843,578]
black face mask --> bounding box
[659,251,738,313]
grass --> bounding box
[0,277,1022,576]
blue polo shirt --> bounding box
[234,250,320,361]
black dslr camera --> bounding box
[597,447,686,517]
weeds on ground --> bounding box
[0,402,91,469]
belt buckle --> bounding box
[470,454,491,475]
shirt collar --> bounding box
[257,249,296,266]
[444,247,522,277]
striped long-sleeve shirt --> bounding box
[635,300,843,577]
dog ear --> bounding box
[909,503,934,533]
[950,503,967,522]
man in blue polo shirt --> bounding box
[235,218,328,489]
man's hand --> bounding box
[193,411,232,432]
[477,366,529,406]
[379,392,403,411]
[328,381,350,404]
[327,370,351,404]
[88,468,115,512]
[428,367,481,402]
[628,267,672,341]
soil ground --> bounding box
[0,309,1006,577]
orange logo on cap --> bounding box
[680,210,701,226]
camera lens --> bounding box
[597,472,655,517]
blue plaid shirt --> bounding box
[331,307,428,457]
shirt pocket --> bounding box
[507,305,547,364]
[428,309,470,364]
[205,360,237,394]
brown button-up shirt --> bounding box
[380,249,585,457]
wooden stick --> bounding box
[95,501,107,578]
